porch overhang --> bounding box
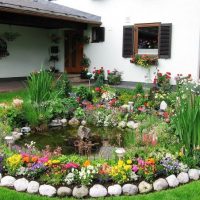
[0,0,101,29]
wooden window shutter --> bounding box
[159,23,172,59]
[122,26,134,58]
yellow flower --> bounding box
[118,160,124,167]
[179,151,184,157]
[51,160,60,164]
[7,154,22,167]
[124,165,131,171]
[126,160,132,165]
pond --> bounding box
[16,126,125,155]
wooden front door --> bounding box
[64,30,83,73]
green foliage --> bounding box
[133,83,144,94]
[74,107,85,120]
[107,69,122,85]
[94,74,104,88]
[27,70,54,105]
[76,85,93,101]
[23,102,40,126]
[124,130,135,148]
[174,83,200,155]
[80,54,91,68]
[56,73,72,97]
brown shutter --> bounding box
[159,23,172,59]
[122,26,134,58]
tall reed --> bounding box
[27,70,54,105]
[175,83,200,155]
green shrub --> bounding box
[133,83,144,94]
[56,73,72,97]
[76,85,93,101]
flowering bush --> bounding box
[154,71,172,92]
[132,158,156,182]
[130,54,158,68]
[109,160,137,184]
[93,67,105,80]
[107,69,122,85]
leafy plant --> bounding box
[76,85,93,102]
[174,82,200,155]
[74,107,85,120]
[107,69,122,85]
[27,70,54,105]
[56,73,72,97]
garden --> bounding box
[0,67,200,199]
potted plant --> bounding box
[80,55,91,79]
[107,69,122,85]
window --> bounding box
[92,27,105,43]
[134,23,160,55]
[122,23,172,59]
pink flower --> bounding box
[137,158,145,166]
[132,165,139,172]
[107,70,111,74]
[65,162,79,169]
[38,156,49,163]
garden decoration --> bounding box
[4,136,14,149]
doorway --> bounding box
[64,30,83,73]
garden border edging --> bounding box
[0,169,199,198]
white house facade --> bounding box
[0,0,200,85]
[58,0,200,84]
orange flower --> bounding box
[83,160,91,167]
[147,158,155,165]
[23,156,30,163]
[31,156,38,163]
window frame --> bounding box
[133,22,161,56]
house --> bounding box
[0,0,101,80]
[0,0,200,85]
[56,0,200,84]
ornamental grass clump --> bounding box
[175,81,200,155]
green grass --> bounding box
[0,90,28,103]
[0,181,200,200]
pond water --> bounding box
[16,126,125,155]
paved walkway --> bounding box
[0,81,26,92]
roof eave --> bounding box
[0,6,102,26]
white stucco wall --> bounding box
[0,25,64,78]
[58,0,200,83]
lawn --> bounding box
[0,89,28,103]
[0,181,200,200]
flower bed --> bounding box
[1,70,200,198]
[0,147,200,198]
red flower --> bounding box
[95,87,101,92]
[107,70,111,74]
[166,72,171,75]
[65,162,79,169]
[163,112,169,119]
[158,73,162,77]
[97,70,101,74]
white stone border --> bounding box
[0,169,199,198]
